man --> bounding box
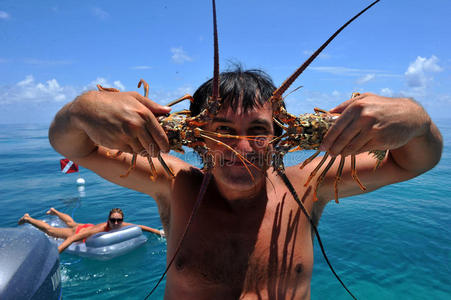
[19,207,164,253]
[48,69,442,299]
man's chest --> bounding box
[168,190,315,292]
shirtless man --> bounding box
[48,69,442,299]
[19,207,163,253]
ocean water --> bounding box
[0,120,449,299]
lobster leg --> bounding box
[158,153,175,179]
[167,94,195,107]
[120,153,137,178]
[313,156,336,201]
[96,84,120,92]
[106,150,123,158]
[370,149,387,170]
[304,151,329,187]
[138,78,149,95]
[334,156,346,203]
[351,154,366,191]
[137,78,176,180]
[147,157,158,181]
[300,149,321,169]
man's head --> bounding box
[190,68,284,197]
[108,208,124,229]
[190,67,283,136]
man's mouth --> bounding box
[224,159,246,167]
[223,156,259,167]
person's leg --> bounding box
[46,207,77,228]
[18,213,74,239]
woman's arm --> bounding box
[123,222,163,236]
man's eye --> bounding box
[249,126,269,134]
[216,126,234,134]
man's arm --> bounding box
[49,90,190,199]
[297,93,442,202]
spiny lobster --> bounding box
[97,0,385,298]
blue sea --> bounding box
[0,121,449,299]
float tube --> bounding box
[62,225,148,260]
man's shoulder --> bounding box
[173,165,205,185]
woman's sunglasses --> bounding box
[109,218,123,223]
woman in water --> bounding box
[18,207,164,253]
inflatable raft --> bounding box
[62,225,148,260]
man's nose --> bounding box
[235,137,253,153]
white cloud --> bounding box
[0,75,129,105]
[405,55,442,89]
[92,7,109,20]
[0,11,10,19]
[380,87,393,97]
[310,66,399,78]
[356,73,375,84]
[0,75,77,104]
[17,75,35,87]
[83,77,125,91]
[130,65,152,70]
[113,81,125,91]
[171,47,193,64]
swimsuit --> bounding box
[75,223,95,234]
[75,223,94,242]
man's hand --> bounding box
[311,92,442,201]
[51,90,172,159]
[320,93,431,157]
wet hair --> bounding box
[109,208,124,218]
[190,67,284,136]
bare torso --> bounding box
[160,166,323,300]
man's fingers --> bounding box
[135,93,171,116]
[321,112,354,151]
[327,121,362,156]
[341,131,371,156]
[137,130,159,157]
[144,114,170,153]
[352,140,374,157]
[128,138,146,155]
[329,93,365,114]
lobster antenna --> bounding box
[145,2,220,297]
[212,0,220,101]
[272,0,380,99]
[144,172,213,299]
[278,171,358,300]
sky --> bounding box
[0,0,450,124]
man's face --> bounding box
[204,101,274,191]
[108,212,123,229]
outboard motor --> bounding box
[0,227,62,299]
